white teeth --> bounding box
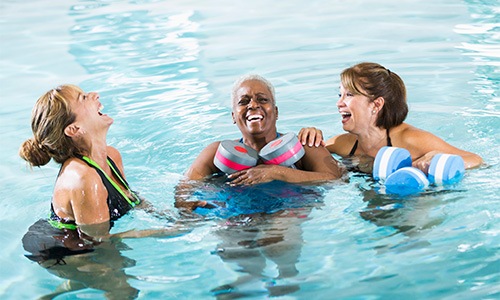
[247,115,263,121]
[340,112,351,117]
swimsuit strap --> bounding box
[81,156,140,207]
[348,140,358,157]
[349,129,392,157]
[386,128,392,147]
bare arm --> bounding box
[174,142,222,212]
[398,126,483,173]
[184,142,221,180]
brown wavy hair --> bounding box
[340,62,408,129]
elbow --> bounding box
[464,154,484,169]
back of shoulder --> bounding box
[58,157,100,186]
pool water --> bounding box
[1,0,499,299]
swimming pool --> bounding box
[1,0,499,298]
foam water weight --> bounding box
[259,132,305,166]
[214,133,305,174]
[384,167,429,195]
[373,146,412,181]
[427,153,465,185]
[374,147,466,195]
[213,140,259,174]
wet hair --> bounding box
[231,74,276,107]
[340,62,408,129]
[19,84,85,167]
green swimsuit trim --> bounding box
[48,218,78,230]
[49,156,140,230]
[81,156,141,207]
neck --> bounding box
[242,129,278,152]
[356,127,387,157]
[79,135,109,166]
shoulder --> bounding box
[55,157,101,189]
[185,141,221,179]
[53,157,106,216]
[106,146,123,164]
[325,133,357,156]
[392,123,439,147]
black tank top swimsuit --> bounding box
[348,128,393,157]
[49,155,141,230]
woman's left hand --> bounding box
[227,165,278,186]
[412,150,440,175]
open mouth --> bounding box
[98,104,104,116]
[340,111,351,122]
[246,114,263,123]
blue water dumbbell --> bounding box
[374,146,466,195]
[384,167,429,195]
[373,146,412,181]
[427,154,465,185]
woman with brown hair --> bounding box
[299,62,483,173]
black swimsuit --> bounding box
[23,156,140,264]
[348,128,393,157]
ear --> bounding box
[64,123,80,137]
[231,112,236,124]
[373,97,385,113]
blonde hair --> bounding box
[19,84,84,167]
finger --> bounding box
[315,130,324,147]
[299,128,309,145]
[227,171,242,179]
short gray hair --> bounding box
[231,74,276,106]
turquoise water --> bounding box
[1,0,499,299]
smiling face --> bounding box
[232,79,278,139]
[337,83,377,135]
[67,87,113,136]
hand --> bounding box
[174,199,211,211]
[412,150,440,175]
[227,165,278,186]
[298,127,325,147]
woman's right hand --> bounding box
[298,127,325,147]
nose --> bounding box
[247,98,260,109]
[88,92,100,101]
[336,94,344,108]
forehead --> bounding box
[235,80,272,97]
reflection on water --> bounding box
[211,211,308,298]
[22,220,138,299]
[350,171,460,253]
[180,178,327,298]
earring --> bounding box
[372,110,377,115]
